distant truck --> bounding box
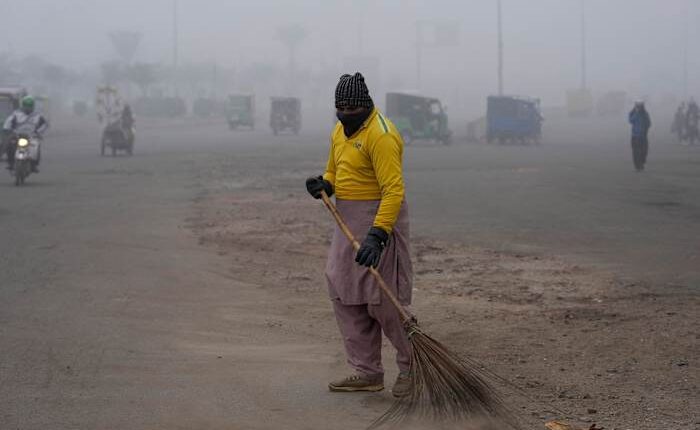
[225,94,255,130]
[270,97,301,135]
[486,95,543,144]
[385,92,451,145]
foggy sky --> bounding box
[3,0,698,108]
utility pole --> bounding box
[172,0,179,96]
[580,0,587,90]
[497,0,503,95]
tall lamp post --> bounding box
[580,0,587,90]
[683,0,689,98]
[172,0,179,96]
[497,0,503,95]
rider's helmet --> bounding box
[20,96,35,114]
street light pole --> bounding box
[580,0,587,90]
[416,21,422,90]
[497,0,503,95]
[683,0,689,98]
[173,0,179,96]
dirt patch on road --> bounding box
[188,184,698,430]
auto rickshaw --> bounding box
[101,120,133,156]
[486,95,543,145]
[385,92,451,145]
[225,94,255,130]
[0,86,28,160]
[270,97,301,135]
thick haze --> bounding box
[2,0,697,117]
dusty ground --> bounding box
[0,115,697,430]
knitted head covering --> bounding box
[335,72,373,109]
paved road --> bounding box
[404,136,700,286]
[0,116,697,429]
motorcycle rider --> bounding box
[672,102,686,143]
[3,96,49,171]
[121,103,135,145]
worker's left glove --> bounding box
[355,227,389,268]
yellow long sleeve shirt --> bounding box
[323,108,405,233]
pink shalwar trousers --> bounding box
[326,199,413,380]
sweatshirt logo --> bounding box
[353,141,362,150]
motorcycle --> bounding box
[12,133,40,186]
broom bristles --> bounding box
[369,323,520,429]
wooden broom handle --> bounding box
[320,190,412,323]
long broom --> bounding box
[319,191,520,429]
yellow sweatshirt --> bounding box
[323,108,405,233]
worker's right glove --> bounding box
[305,175,334,199]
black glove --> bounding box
[305,175,333,199]
[355,227,389,268]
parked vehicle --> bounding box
[101,120,133,156]
[270,97,301,135]
[385,92,451,145]
[486,95,543,144]
[225,95,255,130]
[0,87,28,160]
[11,133,40,186]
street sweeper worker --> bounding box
[305,72,413,398]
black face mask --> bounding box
[337,109,371,137]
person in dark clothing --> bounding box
[685,99,699,145]
[628,102,651,172]
[121,104,135,146]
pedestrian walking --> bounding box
[628,101,651,172]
